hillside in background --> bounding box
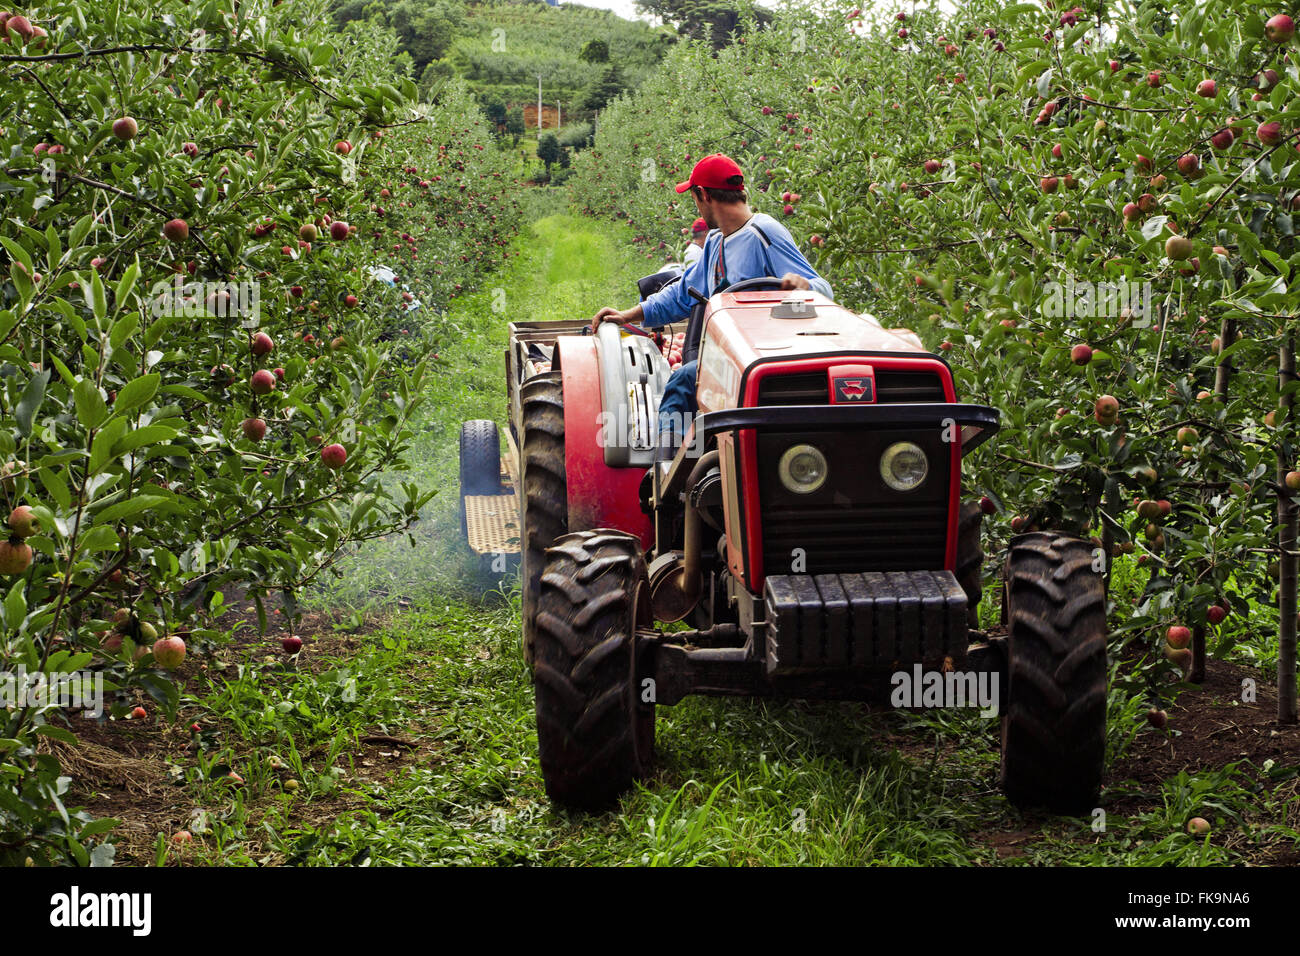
[332,0,676,125]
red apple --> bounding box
[1207,604,1227,625]
[7,505,37,538]
[251,332,274,356]
[282,636,303,655]
[1266,13,1295,42]
[330,221,350,241]
[112,116,138,141]
[250,369,276,395]
[130,706,147,720]
[1186,817,1210,835]
[241,417,267,441]
[1176,153,1200,176]
[0,539,32,575]
[162,219,189,242]
[979,496,996,515]
[152,635,186,670]
[1040,176,1059,194]
[1195,78,1217,97]
[1094,394,1119,425]
[1258,121,1284,145]
[1165,235,1193,260]
[1071,343,1093,365]
[1146,707,1167,728]
[1166,625,1191,649]
[321,444,347,469]
[335,140,352,155]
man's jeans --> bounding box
[657,360,698,442]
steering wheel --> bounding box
[724,276,786,293]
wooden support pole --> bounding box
[1278,334,1297,724]
[1189,317,1239,684]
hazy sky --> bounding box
[574,0,647,18]
[570,0,792,24]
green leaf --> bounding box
[114,424,179,455]
[94,494,187,525]
[89,418,130,473]
[14,369,50,437]
[0,236,33,272]
[112,373,160,415]
[37,466,72,511]
[109,313,140,350]
[114,260,141,310]
[85,269,108,324]
[74,379,110,430]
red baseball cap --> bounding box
[675,153,744,193]
[691,217,708,233]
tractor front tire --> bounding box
[459,420,502,539]
[1000,532,1108,813]
[533,530,655,810]
[520,372,568,668]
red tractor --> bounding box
[460,273,1108,814]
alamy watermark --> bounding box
[149,277,262,325]
[890,664,999,717]
[1042,277,1153,326]
[1,666,104,718]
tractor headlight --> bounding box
[778,444,828,495]
[880,441,928,491]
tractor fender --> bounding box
[556,334,655,550]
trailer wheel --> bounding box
[533,530,654,810]
[459,420,502,538]
[520,372,567,667]
[1000,532,1108,813]
[955,501,983,627]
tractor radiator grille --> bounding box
[762,501,947,575]
[756,369,945,405]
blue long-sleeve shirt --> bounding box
[640,212,833,329]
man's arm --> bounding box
[763,223,834,299]
[591,236,711,329]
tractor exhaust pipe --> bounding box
[648,450,719,622]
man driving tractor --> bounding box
[590,153,832,458]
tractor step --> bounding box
[464,494,521,555]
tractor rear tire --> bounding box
[459,420,502,539]
[955,501,983,627]
[533,530,655,810]
[520,372,567,668]
[1000,532,1108,814]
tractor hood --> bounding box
[696,289,933,414]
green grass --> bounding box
[164,210,1299,867]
